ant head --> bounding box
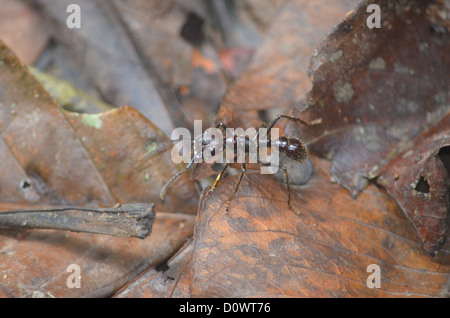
[277,136,308,163]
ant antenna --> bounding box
[140,139,181,161]
[160,157,195,200]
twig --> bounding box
[0,203,155,239]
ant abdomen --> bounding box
[276,136,308,163]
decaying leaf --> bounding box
[0,212,196,297]
[282,0,450,256]
[0,0,50,65]
[190,156,449,297]
[378,113,450,255]
[0,39,198,297]
[0,39,199,212]
[111,0,195,88]
[35,0,175,135]
[29,66,114,114]
[114,240,193,298]
[287,0,449,198]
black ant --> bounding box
[147,114,318,215]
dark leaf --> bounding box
[378,113,450,255]
[287,0,450,198]
[35,0,175,135]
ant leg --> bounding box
[279,164,302,216]
[207,163,230,195]
[255,122,267,137]
[266,114,310,136]
[225,163,246,213]
[215,123,228,130]
[255,157,302,216]
[160,157,195,200]
[253,123,270,165]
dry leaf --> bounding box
[288,0,450,198]
[190,156,449,297]
[378,113,450,255]
[0,40,198,296]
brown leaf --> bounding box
[378,112,450,255]
[215,0,360,129]
[113,0,229,130]
[111,0,194,88]
[177,48,227,130]
[190,156,449,297]
[288,0,450,198]
[64,107,200,213]
[113,240,193,298]
[0,212,196,297]
[0,40,199,296]
[0,39,199,212]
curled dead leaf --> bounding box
[378,112,450,255]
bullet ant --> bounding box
[147,114,318,215]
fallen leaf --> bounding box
[0,40,199,296]
[29,66,114,114]
[190,156,449,297]
[216,0,360,129]
[113,240,193,298]
[287,0,450,199]
[282,0,450,255]
[378,112,450,255]
[112,0,194,88]
[0,212,196,297]
[192,0,359,181]
[0,39,199,212]
[35,0,175,135]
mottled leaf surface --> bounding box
[288,0,449,198]
[378,112,450,255]
[0,40,198,297]
[190,157,449,297]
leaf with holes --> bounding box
[286,0,449,198]
[378,113,450,255]
[282,0,449,255]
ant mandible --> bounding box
[149,114,316,216]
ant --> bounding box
[148,114,317,215]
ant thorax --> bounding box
[191,133,205,162]
[189,128,280,169]
[191,131,224,163]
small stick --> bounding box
[0,203,155,239]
